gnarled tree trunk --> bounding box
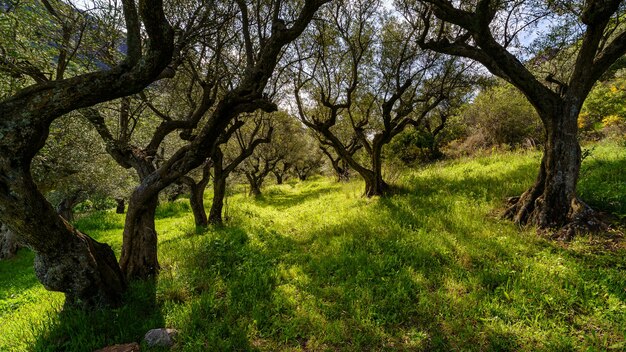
[0,169,126,306]
[274,172,284,185]
[363,177,389,197]
[209,173,227,225]
[189,184,208,227]
[249,183,262,197]
[181,161,212,227]
[119,192,159,280]
[364,145,388,197]
[246,172,264,197]
[116,198,125,214]
[505,103,593,237]
[57,194,81,222]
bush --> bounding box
[456,83,543,150]
[601,115,626,142]
[386,129,443,165]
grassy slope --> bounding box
[0,141,624,351]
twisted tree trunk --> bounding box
[363,144,389,197]
[274,172,284,185]
[209,175,227,225]
[182,162,212,228]
[57,194,81,222]
[116,198,125,214]
[119,192,159,279]
[0,168,126,306]
[505,104,595,238]
[188,184,208,227]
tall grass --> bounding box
[0,141,624,351]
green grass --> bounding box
[1,141,625,351]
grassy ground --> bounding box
[0,141,625,351]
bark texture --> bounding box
[0,2,173,305]
[209,174,227,224]
[502,109,588,231]
[57,194,81,222]
[0,169,126,306]
[119,193,159,279]
[181,161,212,227]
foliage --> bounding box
[386,127,442,165]
[0,0,125,95]
[580,70,626,138]
[458,83,543,150]
[237,112,312,193]
[293,0,471,195]
[1,141,625,351]
[31,113,136,211]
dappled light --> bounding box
[2,0,626,350]
[3,144,624,350]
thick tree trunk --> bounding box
[245,173,263,197]
[116,198,125,214]
[189,184,208,227]
[363,147,389,197]
[209,175,227,225]
[274,172,284,185]
[119,192,159,280]
[505,105,593,237]
[363,174,389,197]
[335,162,351,182]
[57,195,79,222]
[0,224,20,260]
[181,161,212,228]
[250,183,262,197]
[0,170,126,306]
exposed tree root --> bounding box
[504,195,623,245]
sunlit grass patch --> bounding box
[1,141,625,351]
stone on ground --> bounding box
[144,328,179,348]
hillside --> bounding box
[1,141,625,351]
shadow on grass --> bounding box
[253,183,343,209]
[578,155,626,217]
[32,280,165,352]
[164,207,534,350]
[171,226,287,350]
[26,150,626,351]
[0,250,39,302]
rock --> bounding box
[94,342,140,352]
[144,328,178,348]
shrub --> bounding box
[386,129,443,165]
[456,83,543,150]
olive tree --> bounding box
[400,0,626,234]
[294,0,469,196]
[238,112,301,196]
[207,113,273,223]
[0,0,174,306]
[88,0,330,279]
